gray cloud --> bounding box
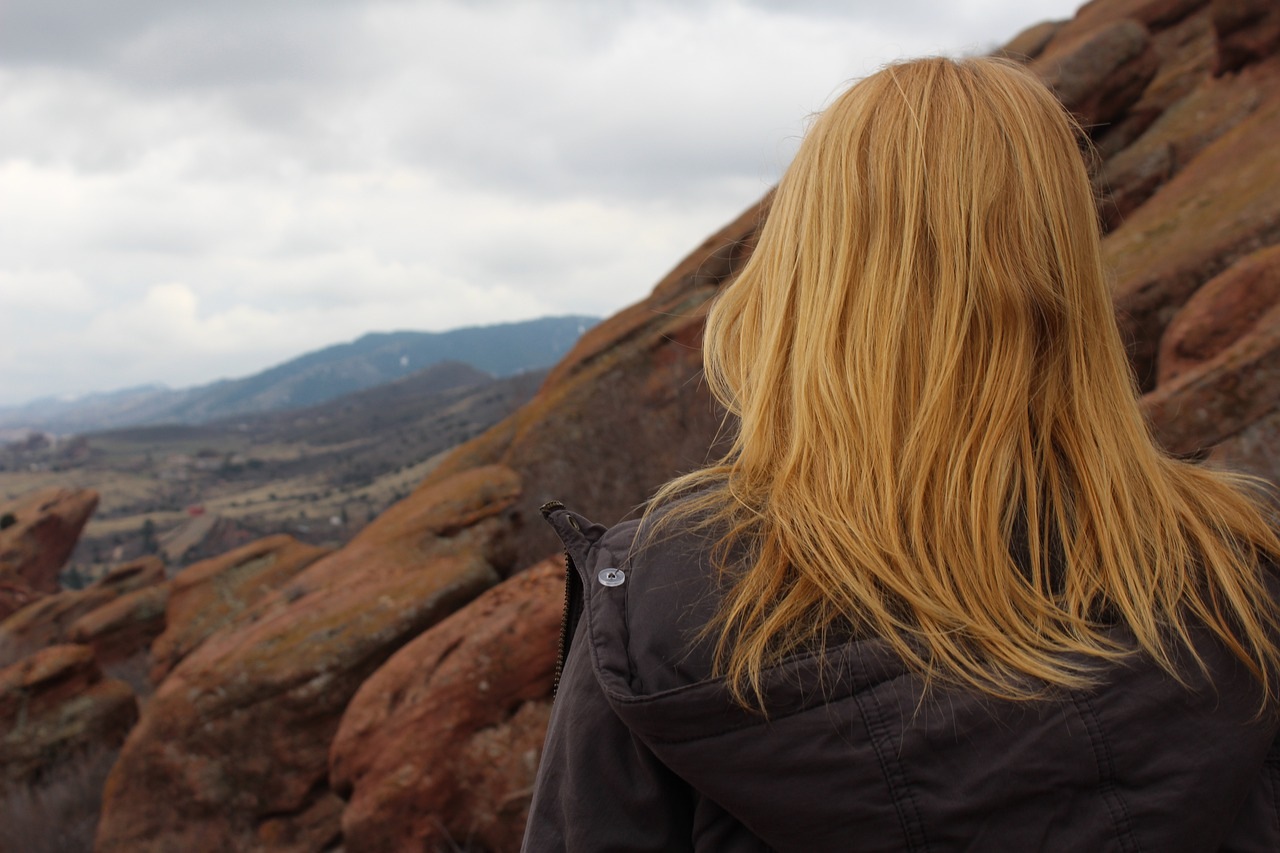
[0,0,1086,407]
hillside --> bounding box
[0,314,597,434]
[0,361,543,576]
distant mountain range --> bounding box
[0,315,597,435]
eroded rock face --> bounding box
[1213,0,1280,74]
[0,556,165,668]
[0,644,136,796]
[0,488,98,619]
[66,584,169,668]
[95,465,521,853]
[1158,245,1280,384]
[1107,60,1280,388]
[1033,19,1161,129]
[149,535,329,683]
[330,555,564,852]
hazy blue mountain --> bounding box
[1,315,597,434]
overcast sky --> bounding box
[0,0,1085,407]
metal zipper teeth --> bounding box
[541,499,578,699]
[552,548,574,698]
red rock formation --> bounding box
[0,556,164,668]
[1213,0,1280,74]
[0,488,98,619]
[1034,19,1161,130]
[0,644,136,796]
[1105,58,1280,387]
[1158,245,1280,383]
[66,584,169,668]
[95,465,521,853]
[330,556,563,852]
[149,535,328,683]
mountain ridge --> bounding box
[0,314,597,435]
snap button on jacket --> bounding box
[522,506,1280,852]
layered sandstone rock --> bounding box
[0,488,98,619]
[1108,61,1280,389]
[1213,0,1280,74]
[1033,19,1161,129]
[66,584,169,668]
[330,556,563,852]
[95,465,521,853]
[149,535,329,683]
[0,556,164,668]
[0,644,136,796]
[1157,245,1280,384]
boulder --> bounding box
[0,582,39,633]
[95,465,521,853]
[0,488,98,619]
[94,556,166,594]
[0,556,165,668]
[1095,51,1265,228]
[1213,0,1280,74]
[1142,305,1280,456]
[331,555,564,852]
[149,535,329,683]
[1054,0,1208,40]
[1033,19,1161,130]
[1105,66,1280,388]
[67,584,169,668]
[1158,244,1280,383]
[0,644,136,796]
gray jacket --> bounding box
[522,504,1280,852]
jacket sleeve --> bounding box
[521,611,696,852]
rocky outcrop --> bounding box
[66,585,169,668]
[0,557,164,668]
[95,465,521,853]
[1034,19,1161,130]
[0,644,136,796]
[149,535,328,683]
[1108,64,1280,389]
[1213,0,1280,74]
[0,488,98,619]
[330,555,563,852]
[1157,245,1280,383]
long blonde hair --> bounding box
[649,56,1280,709]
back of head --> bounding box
[652,56,1280,709]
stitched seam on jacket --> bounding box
[851,686,930,852]
[1072,693,1141,853]
[610,539,642,694]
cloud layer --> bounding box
[0,0,1083,406]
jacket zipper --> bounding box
[542,500,583,699]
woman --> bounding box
[522,57,1280,851]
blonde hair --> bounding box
[648,56,1280,709]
